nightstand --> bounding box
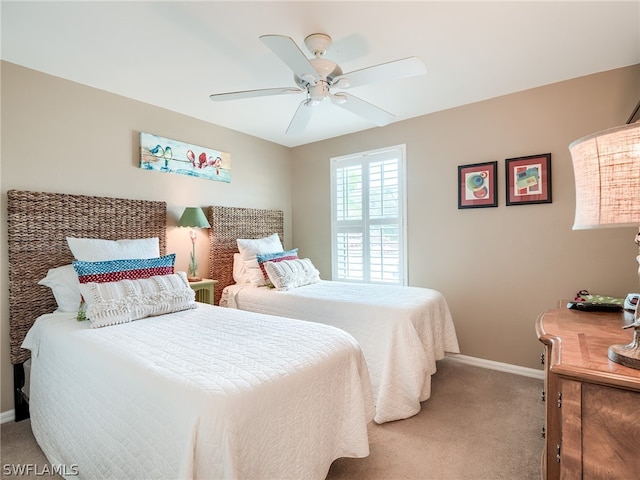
[188,278,218,305]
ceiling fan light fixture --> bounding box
[310,57,342,80]
[308,81,329,104]
[298,73,317,86]
[332,77,351,89]
[332,93,348,105]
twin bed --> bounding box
[7,191,374,479]
[208,206,460,424]
[7,191,459,478]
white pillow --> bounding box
[38,264,81,312]
[232,253,250,284]
[67,237,160,262]
[236,233,283,262]
[236,233,283,286]
[79,271,197,328]
[264,258,320,291]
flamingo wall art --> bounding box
[140,132,231,183]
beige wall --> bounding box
[2,61,639,416]
[1,62,293,414]
[291,64,640,371]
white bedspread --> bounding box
[221,281,460,423]
[22,304,374,480]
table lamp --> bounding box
[569,118,640,369]
[178,207,211,282]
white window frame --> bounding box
[330,144,407,285]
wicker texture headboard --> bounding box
[7,190,167,364]
[208,206,284,305]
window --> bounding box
[330,145,407,285]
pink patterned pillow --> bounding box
[72,254,175,284]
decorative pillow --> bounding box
[264,258,320,291]
[236,233,283,262]
[72,254,175,284]
[233,253,250,284]
[255,249,299,286]
[79,272,197,328]
[67,237,160,262]
[38,264,81,312]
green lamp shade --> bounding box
[178,207,210,228]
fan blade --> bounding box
[210,87,302,102]
[333,57,426,89]
[260,35,319,84]
[286,99,316,135]
[331,93,394,126]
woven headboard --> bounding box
[7,190,167,364]
[208,206,284,305]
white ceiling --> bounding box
[2,1,639,148]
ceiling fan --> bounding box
[209,33,427,135]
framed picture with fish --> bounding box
[458,161,498,209]
[139,132,231,183]
[505,153,551,206]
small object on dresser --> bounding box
[567,302,623,312]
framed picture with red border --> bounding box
[505,153,552,206]
[458,161,498,209]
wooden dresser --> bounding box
[536,306,640,480]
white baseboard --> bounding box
[445,353,545,380]
[1,409,16,424]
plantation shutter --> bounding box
[331,145,406,285]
